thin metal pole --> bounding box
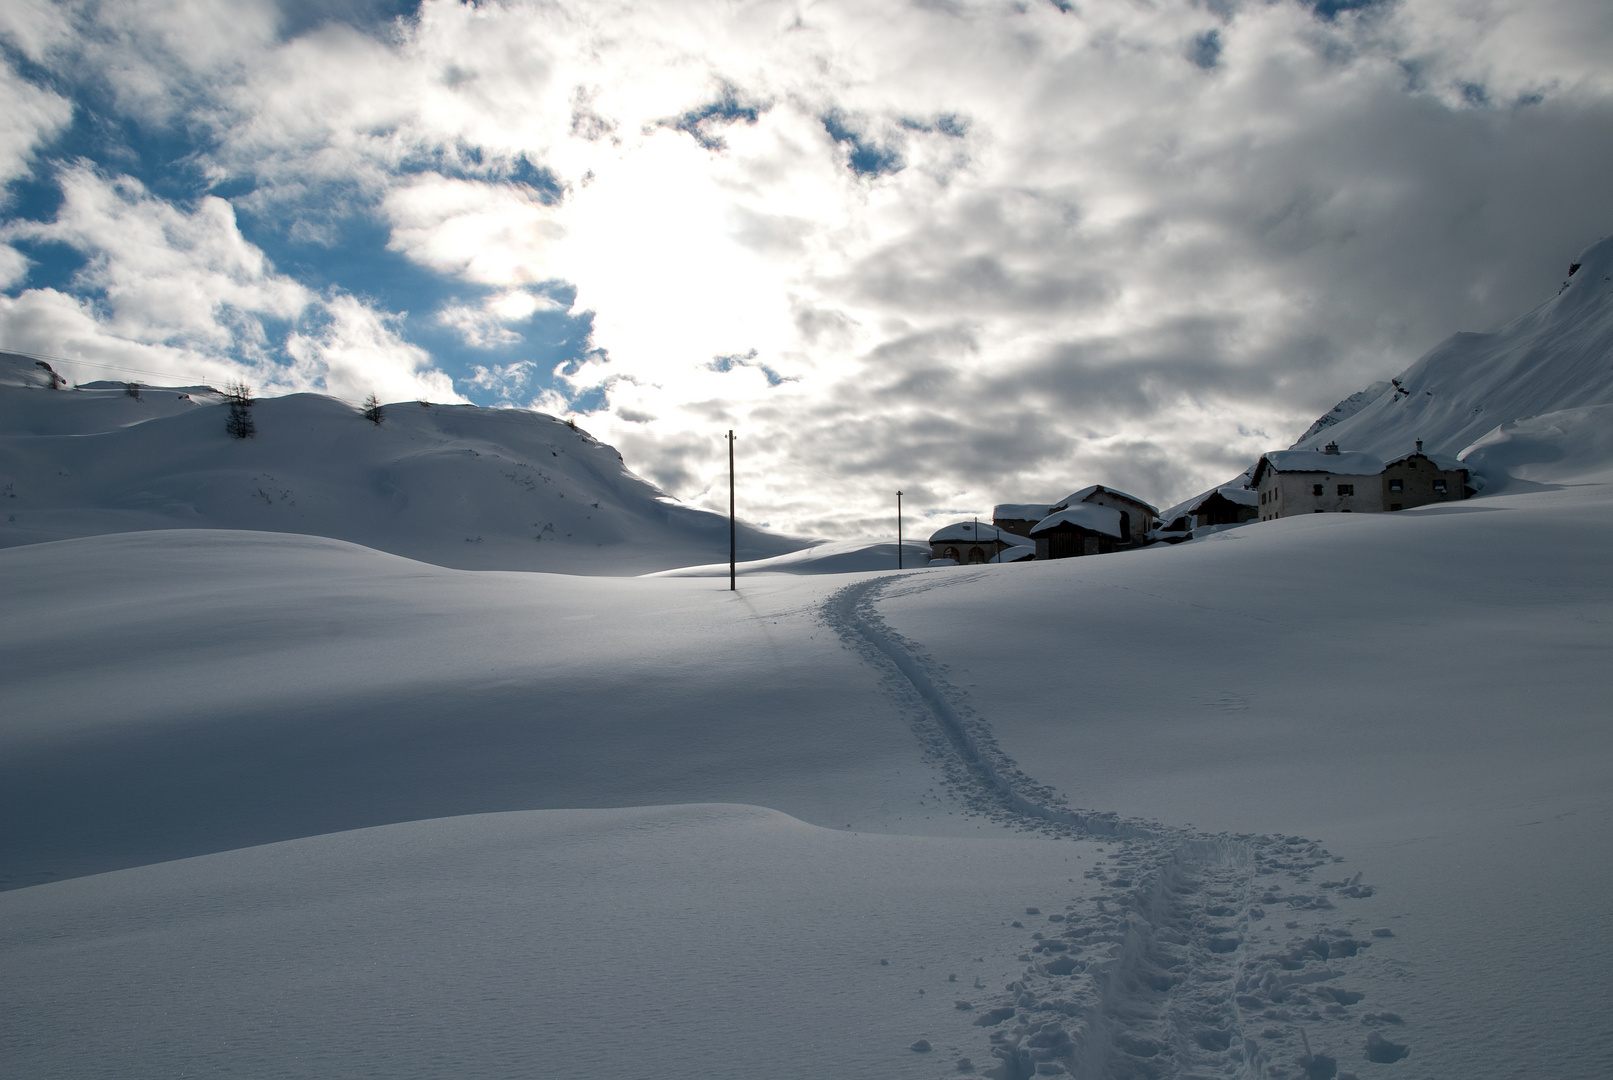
[897,491,903,569]
[728,430,736,592]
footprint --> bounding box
[1365,1031,1410,1063]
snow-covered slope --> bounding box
[1291,234,1613,460]
[648,536,932,576]
[0,354,806,574]
[4,469,1611,1077]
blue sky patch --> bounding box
[821,111,904,178]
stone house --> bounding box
[1252,441,1469,520]
[1381,442,1472,511]
[991,503,1053,541]
[1028,503,1125,559]
[928,521,1016,564]
[1252,444,1386,519]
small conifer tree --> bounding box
[225,381,255,439]
[363,393,384,425]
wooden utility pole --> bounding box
[728,430,736,591]
[897,491,903,569]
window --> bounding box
[1389,478,1403,492]
[1312,484,1324,496]
[1337,484,1354,496]
[1390,503,1403,511]
[1260,491,1266,504]
[1433,479,1447,493]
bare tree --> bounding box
[225,381,255,439]
[125,382,141,400]
[362,393,384,425]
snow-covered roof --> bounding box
[1383,450,1467,472]
[1029,503,1124,538]
[928,521,1010,543]
[993,503,1052,521]
[1053,485,1158,513]
[1257,449,1385,476]
[991,544,1036,563]
[1159,484,1257,524]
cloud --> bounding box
[437,289,558,348]
[0,245,27,289]
[286,292,460,404]
[7,166,309,354]
[0,59,73,189]
[1,165,459,402]
[383,175,565,285]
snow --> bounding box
[990,544,1035,563]
[1255,449,1386,476]
[874,479,1613,1078]
[993,502,1053,521]
[1459,402,1613,492]
[4,259,1613,1077]
[647,537,932,576]
[928,520,1011,543]
[1055,484,1156,512]
[1292,234,1613,460]
[0,353,806,575]
[1029,503,1124,537]
[1293,380,1393,445]
[1,805,1083,1080]
[1159,483,1258,527]
[3,466,1611,1076]
[1382,449,1466,472]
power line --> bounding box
[0,344,224,386]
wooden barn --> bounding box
[1028,503,1126,559]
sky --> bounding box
[1,0,1609,537]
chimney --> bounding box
[1416,439,1423,453]
[1324,441,1340,455]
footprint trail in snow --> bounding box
[823,574,1409,1080]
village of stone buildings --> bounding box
[927,440,1473,566]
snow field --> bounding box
[5,313,1613,1077]
[0,530,966,891]
[0,804,1095,1080]
[2,525,1413,1080]
[874,482,1613,1078]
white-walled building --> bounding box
[1252,445,1385,519]
[1252,441,1470,520]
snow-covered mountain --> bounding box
[1291,380,1392,445]
[1290,234,1613,462]
[0,353,808,574]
